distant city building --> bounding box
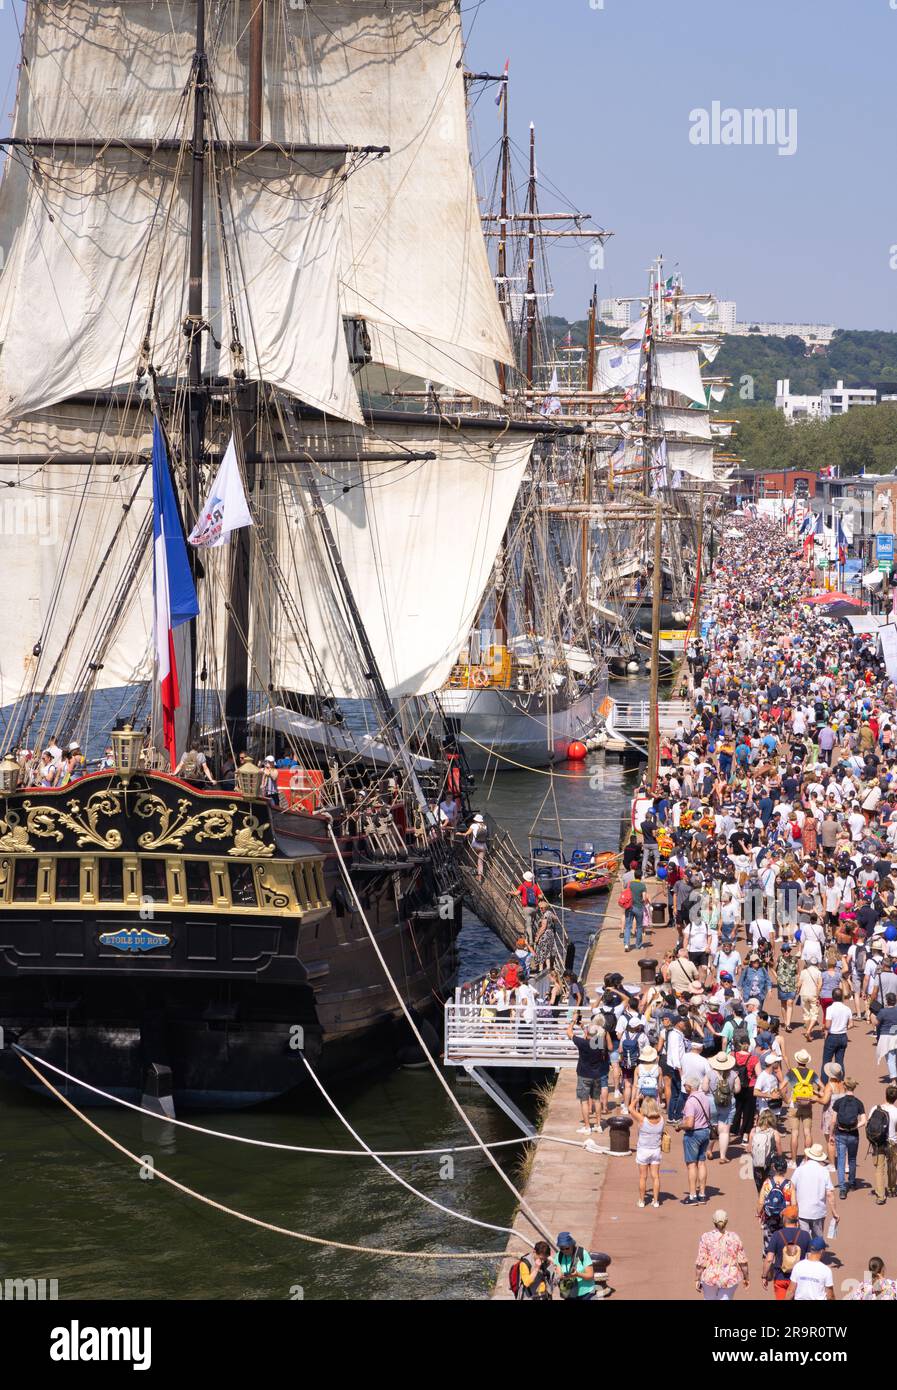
[713,300,737,332]
[731,321,836,344]
[775,378,822,422]
[820,379,877,420]
[775,377,893,423]
[600,297,630,328]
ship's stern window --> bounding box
[228,863,257,907]
[140,859,168,903]
[12,860,38,902]
[185,860,213,905]
[55,858,81,902]
[98,858,124,902]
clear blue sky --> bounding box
[1,0,893,330]
[464,0,897,329]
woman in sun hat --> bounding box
[708,1051,741,1165]
[634,1045,660,1102]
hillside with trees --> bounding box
[731,403,897,475]
[541,320,897,408]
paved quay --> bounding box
[494,513,897,1301]
[493,882,896,1300]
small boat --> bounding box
[531,844,566,900]
[562,849,619,899]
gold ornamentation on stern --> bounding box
[0,818,33,852]
[230,818,275,858]
[134,795,273,857]
[22,794,123,850]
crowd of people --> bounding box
[514,513,897,1299]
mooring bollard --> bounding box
[607,1116,632,1154]
[638,956,658,985]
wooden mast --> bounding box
[525,123,537,392]
[184,0,208,738]
[222,0,264,751]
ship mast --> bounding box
[184,0,209,738]
[222,0,266,751]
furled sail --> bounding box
[266,0,513,406]
[261,424,534,699]
[0,1,361,421]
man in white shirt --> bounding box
[715,943,742,980]
[790,1146,837,1239]
[822,990,853,1073]
[786,1239,835,1301]
[848,806,866,843]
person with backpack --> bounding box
[757,1152,794,1254]
[747,1109,781,1192]
[510,871,542,930]
[763,1204,810,1300]
[868,1084,897,1205]
[461,813,490,882]
[621,867,647,951]
[617,1015,644,1114]
[510,1241,555,1300]
[730,1031,759,1142]
[552,1232,597,1300]
[708,1052,741,1165]
[830,1076,866,1199]
[787,1049,821,1163]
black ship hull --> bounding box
[0,784,461,1109]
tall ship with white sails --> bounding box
[0,0,545,1107]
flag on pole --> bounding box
[188,434,254,549]
[836,516,849,566]
[152,418,199,769]
[539,369,562,417]
[496,59,509,107]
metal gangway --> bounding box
[453,827,567,968]
[444,999,579,1070]
[605,698,690,738]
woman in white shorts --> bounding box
[632,1096,664,1208]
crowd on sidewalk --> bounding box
[514,513,897,1300]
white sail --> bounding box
[659,407,713,441]
[595,344,641,392]
[667,440,716,482]
[268,0,513,405]
[0,2,361,421]
[262,426,534,699]
[655,345,707,405]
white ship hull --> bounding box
[436,681,606,772]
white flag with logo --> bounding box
[188,435,253,548]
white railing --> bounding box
[444,1002,581,1068]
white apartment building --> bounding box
[714,300,737,332]
[819,380,877,420]
[600,297,631,328]
[733,321,836,344]
[775,378,822,421]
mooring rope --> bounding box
[16,1054,512,1261]
[14,1042,587,1158]
[326,823,554,1245]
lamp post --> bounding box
[110,724,144,786]
[235,759,263,798]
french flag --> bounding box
[152,418,199,769]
